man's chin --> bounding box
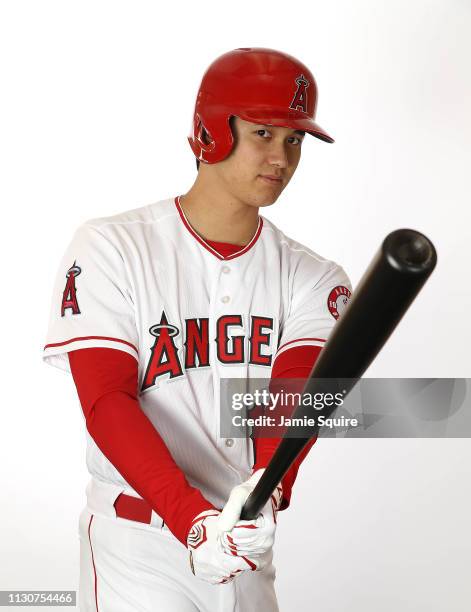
[257,197,278,207]
[259,190,282,206]
[237,186,280,208]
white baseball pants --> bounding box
[78,506,279,612]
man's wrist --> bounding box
[186,508,220,549]
[166,490,216,547]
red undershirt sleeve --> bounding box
[68,347,216,546]
[252,344,322,510]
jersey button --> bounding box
[222,266,231,274]
[221,295,230,304]
[225,438,235,447]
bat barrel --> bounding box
[239,229,437,521]
[312,229,437,379]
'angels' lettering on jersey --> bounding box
[142,310,274,391]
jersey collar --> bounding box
[174,195,263,261]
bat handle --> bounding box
[240,437,312,520]
[240,490,262,521]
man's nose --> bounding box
[267,142,289,168]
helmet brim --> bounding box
[235,111,334,144]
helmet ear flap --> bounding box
[189,110,234,163]
[195,115,215,149]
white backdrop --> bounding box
[1,0,470,610]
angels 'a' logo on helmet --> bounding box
[327,285,351,320]
[289,74,309,113]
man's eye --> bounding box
[256,130,302,145]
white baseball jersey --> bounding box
[43,195,351,512]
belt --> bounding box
[114,493,154,524]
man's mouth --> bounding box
[259,175,283,184]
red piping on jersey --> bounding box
[174,195,263,261]
[44,336,138,354]
[277,337,326,352]
[88,514,99,612]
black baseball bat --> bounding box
[240,229,437,520]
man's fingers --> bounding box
[220,536,274,557]
[217,488,248,532]
[217,506,241,532]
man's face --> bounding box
[210,116,305,208]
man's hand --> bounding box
[186,509,271,585]
[217,469,283,558]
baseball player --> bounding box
[43,47,352,611]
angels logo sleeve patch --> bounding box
[327,285,352,320]
[42,223,139,373]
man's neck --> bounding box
[179,184,260,247]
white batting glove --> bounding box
[217,469,283,558]
[186,509,271,585]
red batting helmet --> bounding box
[188,47,334,164]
